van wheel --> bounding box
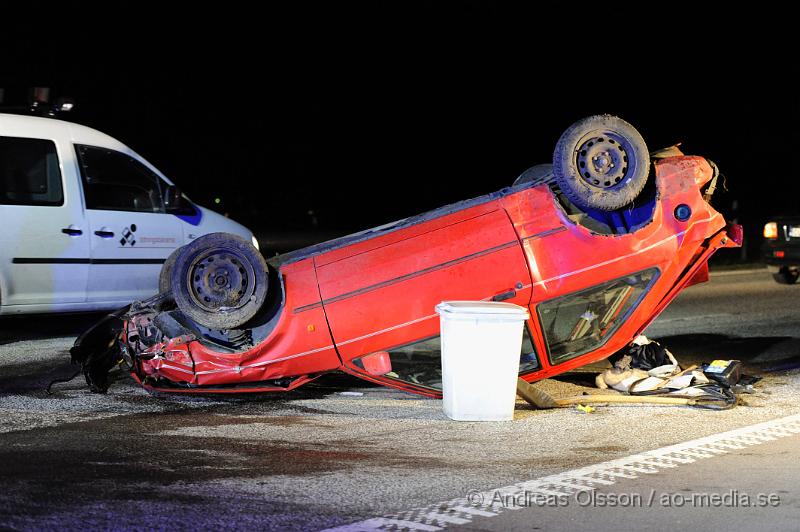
[170,233,268,329]
[159,247,182,294]
[773,266,800,285]
[553,115,650,211]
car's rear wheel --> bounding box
[170,232,268,329]
[773,266,800,285]
[553,115,650,211]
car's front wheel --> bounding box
[553,115,650,211]
[773,266,800,285]
[170,232,268,329]
[158,246,182,294]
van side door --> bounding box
[0,131,90,310]
[75,145,183,304]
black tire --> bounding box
[159,246,183,294]
[513,163,554,186]
[553,115,650,211]
[170,232,268,329]
[773,267,800,285]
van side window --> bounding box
[0,136,63,206]
[75,145,165,213]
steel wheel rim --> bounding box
[186,247,257,312]
[575,130,635,190]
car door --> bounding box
[0,131,90,309]
[75,144,183,303]
[316,207,532,370]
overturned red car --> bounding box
[72,115,741,397]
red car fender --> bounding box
[138,257,341,386]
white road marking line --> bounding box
[323,413,800,531]
[332,519,441,531]
[422,513,470,525]
[448,506,497,517]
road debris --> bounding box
[517,337,757,412]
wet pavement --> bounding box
[1,268,799,530]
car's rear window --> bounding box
[538,268,659,364]
[0,136,63,206]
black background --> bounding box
[2,3,796,257]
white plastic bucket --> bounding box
[436,301,529,421]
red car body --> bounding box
[115,155,740,398]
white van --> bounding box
[0,113,256,315]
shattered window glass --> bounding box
[538,268,659,364]
[379,325,539,391]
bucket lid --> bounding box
[435,300,529,319]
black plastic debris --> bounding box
[69,305,128,393]
[702,359,743,388]
[608,337,672,371]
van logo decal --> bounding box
[120,224,137,247]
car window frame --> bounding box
[74,143,167,214]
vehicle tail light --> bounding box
[726,223,744,245]
[775,251,785,258]
[764,222,778,239]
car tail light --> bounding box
[726,224,744,245]
[764,222,778,239]
[775,251,785,258]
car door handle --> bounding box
[94,230,115,238]
[492,288,517,302]
[61,226,83,236]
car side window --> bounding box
[362,325,539,391]
[75,145,165,213]
[0,136,63,206]
[537,268,659,364]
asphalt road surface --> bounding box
[1,268,799,531]
[449,428,800,532]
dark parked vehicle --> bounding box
[763,218,800,284]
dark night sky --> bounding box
[2,3,797,256]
